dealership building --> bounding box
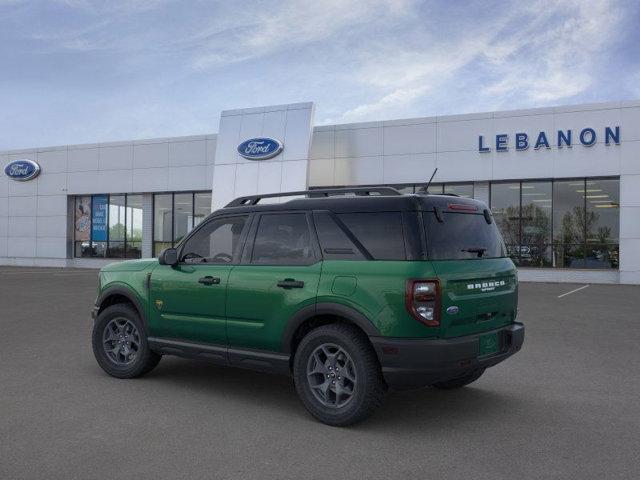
[1,100,639,284]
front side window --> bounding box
[180,216,248,264]
[251,213,314,265]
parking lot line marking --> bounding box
[557,284,590,298]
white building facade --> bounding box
[1,100,639,284]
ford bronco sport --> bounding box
[91,187,524,426]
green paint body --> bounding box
[99,255,517,351]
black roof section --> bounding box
[217,187,488,216]
[225,187,402,207]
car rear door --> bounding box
[225,212,322,352]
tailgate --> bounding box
[432,258,518,338]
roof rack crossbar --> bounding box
[225,187,402,208]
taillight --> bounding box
[405,279,440,327]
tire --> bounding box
[92,303,161,379]
[293,324,386,427]
[432,369,485,390]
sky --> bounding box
[1,0,639,150]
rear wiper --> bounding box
[461,247,487,258]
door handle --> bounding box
[198,276,220,285]
[277,278,305,289]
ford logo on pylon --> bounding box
[237,138,283,160]
[4,159,41,181]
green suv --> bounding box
[91,187,524,426]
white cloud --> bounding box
[482,0,621,105]
[191,0,415,69]
[334,0,625,122]
[0,0,634,149]
[339,85,429,121]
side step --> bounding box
[148,337,291,375]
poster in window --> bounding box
[92,195,108,242]
[75,196,91,241]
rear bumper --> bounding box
[370,323,524,390]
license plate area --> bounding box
[479,332,500,356]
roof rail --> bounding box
[224,187,402,208]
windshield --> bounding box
[423,211,507,260]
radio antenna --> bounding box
[424,167,438,194]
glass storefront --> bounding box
[491,178,619,269]
[74,193,144,259]
[317,182,474,197]
[75,179,619,270]
[397,183,474,198]
[152,191,212,256]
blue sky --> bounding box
[1,0,639,150]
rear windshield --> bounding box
[423,212,506,260]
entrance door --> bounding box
[226,212,321,352]
[149,214,250,345]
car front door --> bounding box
[149,214,250,345]
[226,212,321,352]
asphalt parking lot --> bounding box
[1,267,639,480]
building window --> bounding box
[73,194,144,259]
[585,179,619,268]
[126,195,143,259]
[491,178,619,269]
[443,183,474,198]
[313,182,474,197]
[152,191,212,256]
[521,181,552,267]
[490,182,521,264]
[173,193,193,244]
[153,193,172,256]
[108,195,125,258]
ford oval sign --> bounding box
[237,138,283,160]
[4,159,41,182]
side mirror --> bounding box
[158,247,178,266]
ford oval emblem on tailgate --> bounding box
[446,306,459,315]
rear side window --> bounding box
[251,213,314,265]
[423,212,506,260]
[337,212,406,260]
[313,212,365,260]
